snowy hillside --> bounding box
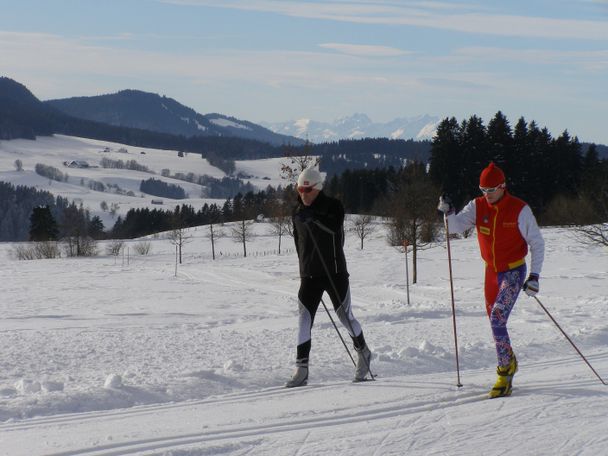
[0,223,607,455]
[0,135,288,228]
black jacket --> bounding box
[292,191,348,278]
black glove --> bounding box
[437,194,454,214]
[296,207,315,223]
[523,274,540,297]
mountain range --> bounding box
[0,77,293,160]
[260,113,440,143]
[46,90,304,147]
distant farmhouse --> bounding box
[63,160,90,169]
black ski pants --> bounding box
[295,273,365,363]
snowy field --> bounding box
[0,221,607,455]
[0,135,287,228]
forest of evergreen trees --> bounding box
[428,112,608,225]
[296,138,431,176]
[111,188,289,239]
[0,182,104,242]
[140,178,187,199]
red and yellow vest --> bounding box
[475,192,528,273]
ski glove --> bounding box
[523,274,540,297]
[437,194,454,214]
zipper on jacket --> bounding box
[313,220,339,274]
[491,206,498,272]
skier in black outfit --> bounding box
[286,167,372,387]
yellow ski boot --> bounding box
[489,352,518,398]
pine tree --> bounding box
[429,117,464,207]
[459,115,488,202]
[29,206,58,241]
[487,111,514,183]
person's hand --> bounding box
[437,194,453,214]
[523,274,540,296]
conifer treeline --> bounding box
[314,138,431,176]
[111,167,426,239]
[0,182,104,242]
[111,187,294,239]
[429,112,608,223]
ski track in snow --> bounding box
[3,358,607,456]
[2,350,608,455]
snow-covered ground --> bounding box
[0,135,288,228]
[0,222,607,455]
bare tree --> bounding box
[268,196,292,254]
[572,224,608,247]
[106,240,124,257]
[350,214,376,250]
[570,180,608,247]
[167,227,192,264]
[385,167,439,283]
[109,202,119,218]
[231,219,255,257]
[14,159,23,172]
[280,141,319,183]
[269,215,290,254]
[133,241,152,255]
[63,236,97,257]
[11,241,61,260]
[206,223,225,260]
[34,241,61,259]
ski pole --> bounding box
[444,215,463,387]
[533,295,607,385]
[321,298,356,367]
[303,221,375,380]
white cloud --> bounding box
[0,31,400,98]
[454,46,608,71]
[319,42,413,57]
[160,0,608,40]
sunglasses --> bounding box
[479,184,504,194]
[297,185,317,194]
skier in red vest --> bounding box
[438,162,545,398]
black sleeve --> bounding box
[292,212,299,254]
[336,200,345,226]
[337,200,346,246]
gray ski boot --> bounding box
[285,362,308,388]
[354,345,372,381]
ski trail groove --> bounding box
[40,388,488,456]
[0,383,344,431]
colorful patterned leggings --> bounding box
[484,264,526,367]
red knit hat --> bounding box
[479,162,505,187]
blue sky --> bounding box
[1,0,607,144]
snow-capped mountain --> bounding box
[260,113,440,143]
